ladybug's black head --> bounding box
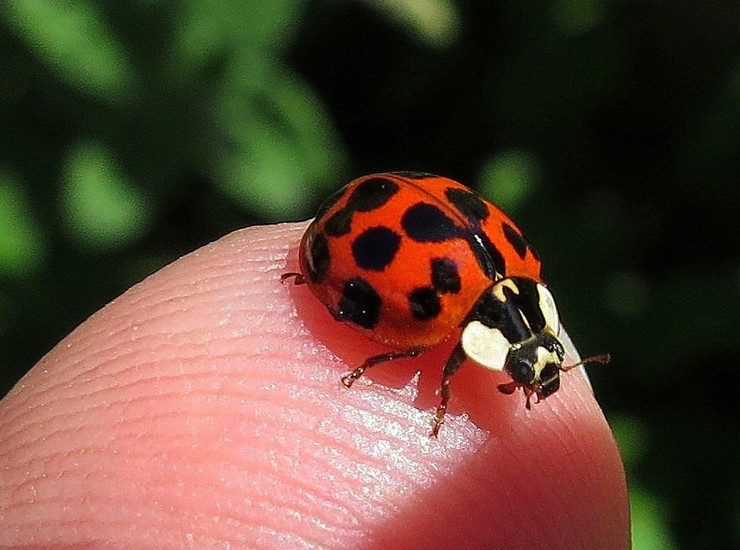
[498,332,565,406]
[462,277,609,407]
[461,277,567,405]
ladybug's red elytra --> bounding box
[283,172,608,436]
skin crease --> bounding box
[0,221,629,549]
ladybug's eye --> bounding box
[537,363,561,397]
[504,333,565,389]
[507,354,535,385]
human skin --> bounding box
[0,221,630,549]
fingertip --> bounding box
[0,221,628,548]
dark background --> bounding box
[1,2,739,548]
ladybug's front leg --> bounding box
[498,381,537,409]
[431,343,467,437]
[341,349,422,388]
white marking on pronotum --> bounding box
[460,320,510,372]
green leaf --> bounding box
[479,150,542,213]
[174,0,304,72]
[0,169,46,275]
[214,60,345,219]
[372,0,460,48]
[630,488,677,550]
[3,0,136,101]
[61,141,152,250]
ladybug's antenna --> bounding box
[561,353,611,372]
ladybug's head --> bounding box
[461,278,609,406]
[461,277,568,405]
[496,332,566,407]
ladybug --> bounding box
[283,172,607,436]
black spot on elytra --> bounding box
[322,177,399,237]
[528,244,540,262]
[306,233,330,283]
[349,177,400,212]
[408,287,442,320]
[324,208,353,237]
[503,222,528,259]
[352,226,401,271]
[401,203,461,242]
[445,188,489,222]
[315,186,348,222]
[337,277,382,329]
[431,258,461,293]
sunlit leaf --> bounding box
[0,169,46,275]
[610,413,649,468]
[61,142,152,250]
[371,0,460,48]
[174,0,303,71]
[214,60,345,219]
[479,150,541,213]
[631,488,677,550]
[3,0,136,101]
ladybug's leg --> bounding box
[341,350,422,388]
[280,272,305,285]
[497,382,535,409]
[431,343,467,437]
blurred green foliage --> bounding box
[1,1,739,548]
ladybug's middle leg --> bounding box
[431,343,467,437]
[341,349,422,388]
